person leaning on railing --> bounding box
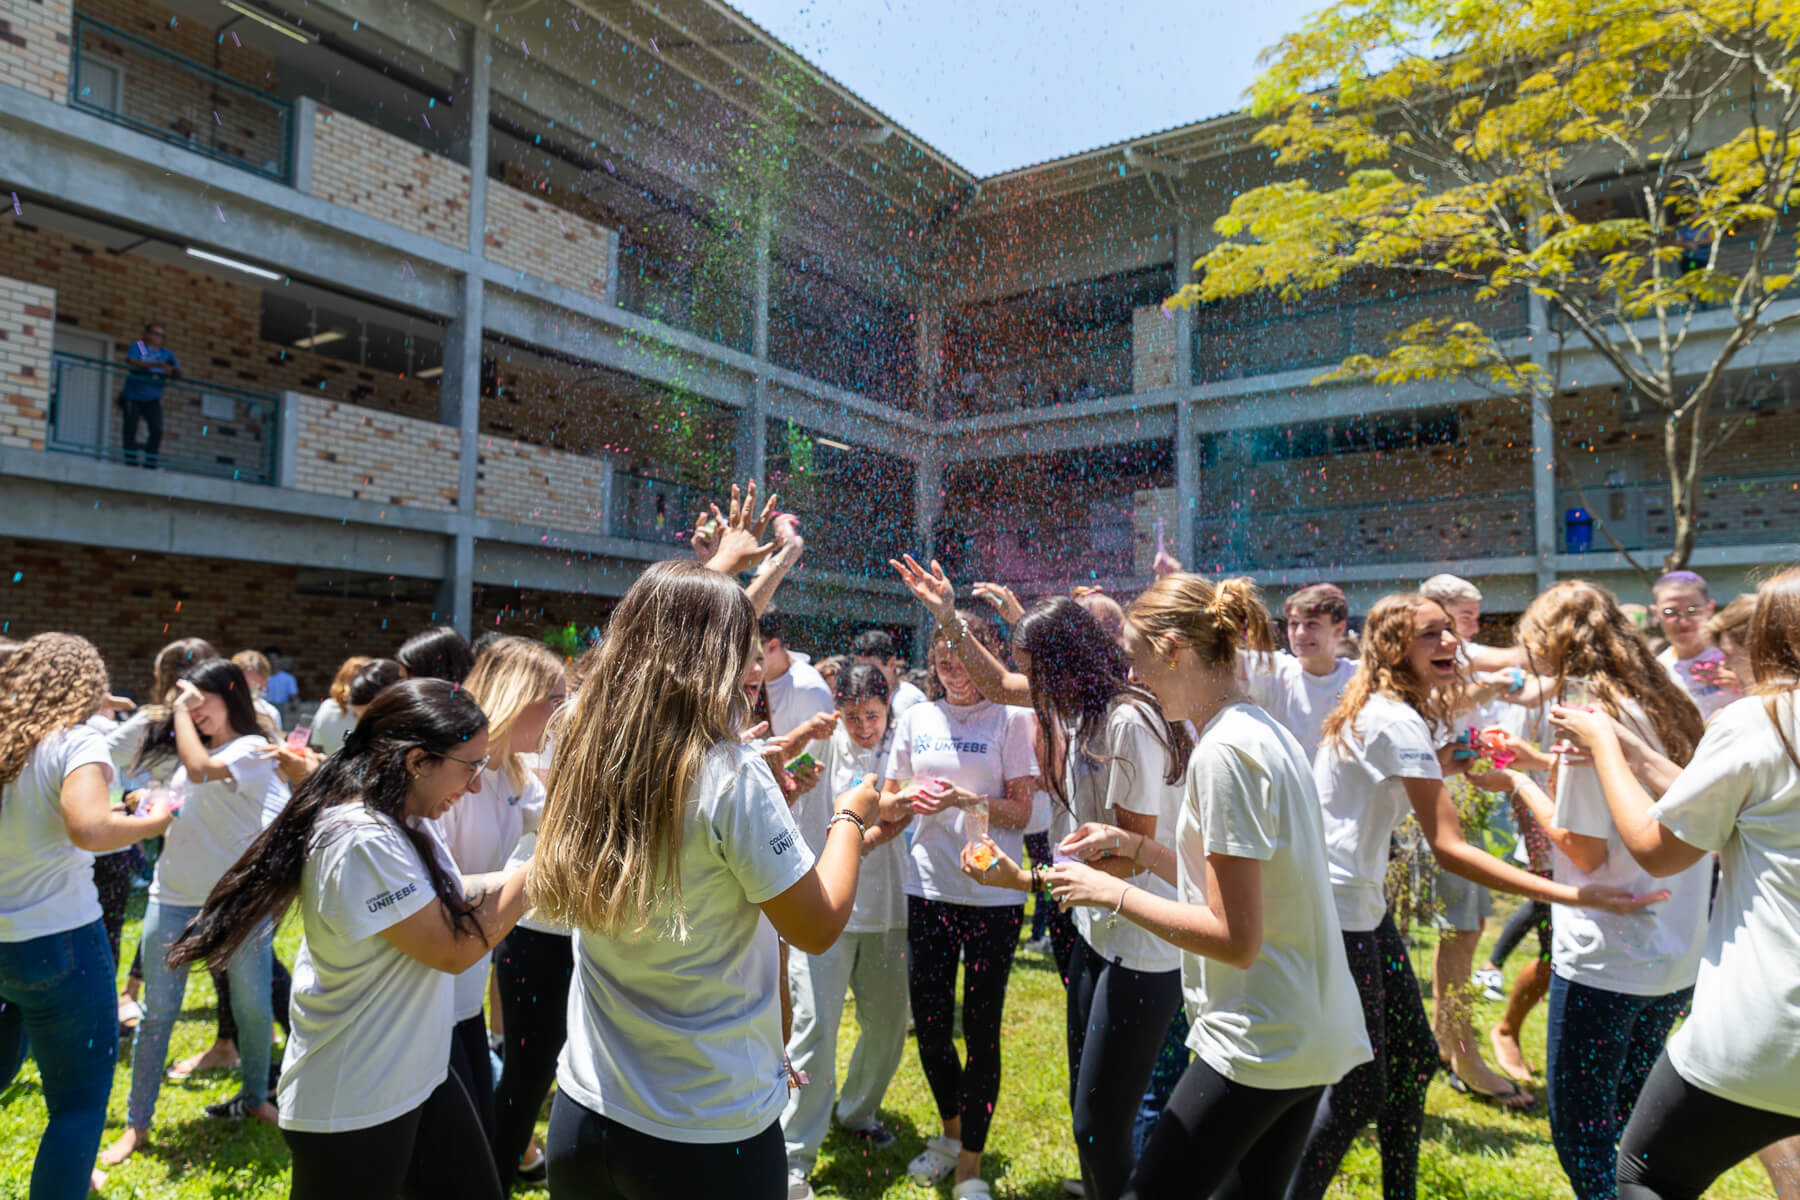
[118,321,180,470]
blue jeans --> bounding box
[125,901,273,1128]
[1546,973,1693,1200]
[0,919,119,1200]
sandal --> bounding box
[907,1136,961,1185]
[117,999,143,1040]
[1446,1072,1537,1111]
[952,1181,993,1199]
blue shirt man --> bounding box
[121,328,180,404]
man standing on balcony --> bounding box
[119,322,180,469]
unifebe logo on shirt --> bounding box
[768,829,797,856]
[365,881,419,914]
[912,734,990,755]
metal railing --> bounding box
[1192,284,1532,383]
[611,471,713,544]
[1194,488,1537,570]
[614,242,755,355]
[1557,472,1800,553]
[47,352,281,485]
[68,14,294,184]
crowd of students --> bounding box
[1,481,1798,1200]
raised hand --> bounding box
[972,581,1025,625]
[888,554,957,623]
[705,480,781,576]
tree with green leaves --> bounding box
[1179,0,1800,575]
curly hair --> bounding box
[1517,580,1704,765]
[1323,593,1466,753]
[0,633,110,792]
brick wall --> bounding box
[0,536,440,698]
[0,221,442,423]
[475,433,610,533]
[70,0,286,175]
[0,274,54,448]
[309,108,470,248]
[485,180,615,300]
[290,394,459,510]
[1132,304,1177,393]
[0,0,71,102]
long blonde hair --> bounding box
[462,636,565,790]
[529,560,757,936]
[1517,580,1704,765]
[1324,593,1464,752]
[1126,573,1273,672]
[0,634,110,791]
[1745,566,1800,768]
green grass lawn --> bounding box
[0,893,1777,1199]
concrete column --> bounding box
[1529,292,1557,590]
[274,391,301,489]
[290,98,317,194]
[915,301,944,417]
[915,446,943,565]
[437,532,474,634]
[465,30,491,262]
[736,201,773,484]
[1173,218,1198,566]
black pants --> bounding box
[1066,937,1184,1200]
[545,1091,786,1200]
[216,957,294,1042]
[1489,898,1551,969]
[907,895,1023,1154]
[93,850,137,970]
[1287,914,1438,1200]
[449,1011,497,1146]
[1616,1052,1800,1200]
[1127,1056,1325,1200]
[120,396,163,467]
[493,925,573,1178]
[284,1069,502,1200]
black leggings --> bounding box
[1287,914,1438,1200]
[492,925,573,1178]
[449,1012,496,1146]
[284,1069,502,1200]
[1127,1055,1324,1200]
[907,895,1023,1154]
[1066,937,1184,1200]
[1617,1052,1800,1200]
[216,957,294,1043]
[1488,898,1552,970]
[93,850,137,969]
[545,1091,785,1200]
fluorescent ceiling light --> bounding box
[814,436,851,450]
[415,365,444,379]
[293,330,345,349]
[221,1,317,43]
[185,246,283,280]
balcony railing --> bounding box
[1193,284,1532,384]
[615,243,755,355]
[611,471,713,545]
[68,15,294,184]
[1557,473,1800,553]
[1196,489,1537,570]
[48,352,280,484]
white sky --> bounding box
[732,0,1327,175]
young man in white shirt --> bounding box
[1652,570,1739,721]
[1241,583,1357,761]
[849,629,928,720]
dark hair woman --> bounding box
[397,626,475,685]
[169,679,531,1200]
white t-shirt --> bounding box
[767,655,837,811]
[1062,701,1186,973]
[1316,694,1444,932]
[1182,705,1373,1089]
[803,725,904,934]
[891,680,929,722]
[279,806,459,1132]
[151,735,282,908]
[1551,700,1710,995]
[0,726,116,942]
[885,699,1037,908]
[308,698,357,754]
[435,768,545,1019]
[1658,645,1740,723]
[1648,696,1800,1117]
[254,696,284,734]
[103,710,176,789]
[1243,651,1357,761]
[558,741,815,1143]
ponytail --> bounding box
[1127,573,1273,671]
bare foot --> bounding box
[1449,1050,1536,1108]
[1490,1024,1535,1082]
[248,1100,279,1126]
[99,1127,146,1166]
[91,1166,109,1192]
[169,1040,239,1081]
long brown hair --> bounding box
[1747,566,1800,768]
[1517,580,1704,765]
[1323,593,1464,752]
[0,634,110,792]
[529,560,758,937]
[328,655,371,709]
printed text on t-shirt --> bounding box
[365,881,419,914]
[912,734,991,755]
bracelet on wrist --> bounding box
[829,809,868,835]
[1113,883,1134,915]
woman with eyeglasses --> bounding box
[169,679,529,1200]
[436,636,569,1178]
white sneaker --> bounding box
[953,1180,994,1199]
[787,1168,815,1200]
[907,1136,961,1184]
[1473,966,1506,1002]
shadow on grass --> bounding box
[1423,1108,1545,1155]
[98,1112,289,1194]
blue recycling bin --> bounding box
[1565,506,1595,553]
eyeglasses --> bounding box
[1659,605,1707,621]
[443,752,490,780]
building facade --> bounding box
[2,0,1797,692]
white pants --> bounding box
[781,927,910,1173]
